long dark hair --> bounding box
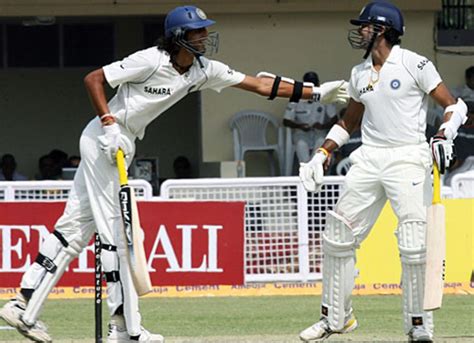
[383,28,402,46]
[156,35,181,57]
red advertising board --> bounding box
[0,201,245,287]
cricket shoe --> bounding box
[132,327,164,342]
[0,295,52,342]
[107,315,164,343]
[299,313,358,342]
[107,314,129,342]
[408,326,433,342]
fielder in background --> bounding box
[283,71,338,164]
[298,1,468,342]
[0,5,348,343]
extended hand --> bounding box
[316,81,349,105]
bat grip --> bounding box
[433,163,441,205]
[116,149,128,186]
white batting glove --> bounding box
[98,122,121,165]
[314,80,349,105]
[299,151,328,193]
[430,135,455,174]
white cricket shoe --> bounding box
[408,326,433,342]
[299,314,358,342]
[107,314,129,342]
[107,314,164,343]
[133,327,164,342]
[0,295,52,342]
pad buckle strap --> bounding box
[101,243,117,251]
[35,253,57,273]
[104,271,121,282]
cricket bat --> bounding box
[423,163,446,311]
[116,149,152,296]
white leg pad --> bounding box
[101,248,123,317]
[321,211,357,331]
[22,233,91,326]
[20,233,64,290]
[396,221,433,336]
[114,218,141,336]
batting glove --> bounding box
[430,135,455,174]
[299,150,328,193]
[99,122,121,165]
[314,80,349,105]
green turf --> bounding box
[0,295,472,342]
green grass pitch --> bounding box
[0,295,472,342]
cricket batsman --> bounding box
[0,5,348,342]
[298,1,468,342]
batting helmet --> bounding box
[165,6,215,38]
[350,1,404,35]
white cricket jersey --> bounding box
[348,45,442,147]
[103,47,246,139]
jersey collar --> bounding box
[385,45,402,64]
[363,44,401,69]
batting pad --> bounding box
[321,211,357,330]
[396,221,433,336]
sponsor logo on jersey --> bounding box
[390,79,401,89]
[144,86,172,96]
[359,84,374,96]
[417,59,429,70]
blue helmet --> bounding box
[350,1,404,35]
[165,6,215,38]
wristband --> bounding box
[317,147,330,158]
[326,124,350,147]
[100,113,116,126]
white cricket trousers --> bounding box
[330,142,434,334]
[336,142,432,237]
[20,117,137,327]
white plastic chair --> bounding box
[230,110,284,176]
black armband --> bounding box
[268,76,281,100]
[289,81,304,103]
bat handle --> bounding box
[116,149,128,186]
[433,163,441,205]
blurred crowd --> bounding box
[0,149,81,181]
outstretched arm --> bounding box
[233,74,349,105]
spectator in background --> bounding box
[67,155,81,168]
[36,154,62,180]
[173,155,192,178]
[0,154,28,181]
[283,71,338,164]
[451,65,474,102]
[49,149,69,172]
